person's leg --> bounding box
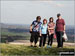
[43,34,47,47]
[61,32,64,47]
[34,32,37,46]
[62,38,64,47]
[59,32,63,47]
[58,31,64,47]
[34,32,39,47]
[48,35,51,45]
[39,36,43,47]
[56,32,60,47]
[50,34,54,46]
[47,34,52,48]
[30,33,34,46]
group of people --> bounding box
[30,13,65,48]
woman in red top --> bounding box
[47,17,55,48]
[56,13,65,48]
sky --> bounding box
[1,0,74,25]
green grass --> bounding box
[1,31,30,37]
[0,43,74,56]
[1,31,30,43]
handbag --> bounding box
[62,33,68,41]
[54,34,56,39]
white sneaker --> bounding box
[47,45,52,48]
[38,47,41,48]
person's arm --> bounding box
[30,21,34,32]
[39,25,42,36]
[48,26,49,31]
[53,23,55,29]
[30,24,33,32]
[48,26,55,30]
[40,30,42,36]
[63,19,65,32]
[48,26,52,35]
[48,28,54,30]
[48,26,54,30]
[64,25,65,32]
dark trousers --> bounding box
[39,34,47,47]
[56,31,64,47]
[30,32,39,44]
[48,34,54,46]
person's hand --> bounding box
[30,29,32,33]
[40,34,42,37]
[30,29,32,32]
[63,30,65,33]
[30,28,32,32]
[49,33,51,35]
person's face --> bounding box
[58,16,61,19]
[49,18,53,22]
[37,19,41,22]
[43,21,47,24]
[50,19,53,22]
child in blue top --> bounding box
[39,19,48,47]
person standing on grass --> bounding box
[47,17,55,48]
[39,19,47,48]
[30,16,42,47]
[56,13,65,48]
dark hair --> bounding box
[36,16,41,20]
[43,19,47,23]
[49,17,53,22]
[57,13,61,17]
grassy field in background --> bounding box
[1,31,30,43]
[0,43,74,56]
[1,31,30,37]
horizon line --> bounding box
[0,22,74,26]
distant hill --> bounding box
[0,23,30,29]
[1,23,74,29]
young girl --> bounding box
[47,17,55,48]
[39,19,47,48]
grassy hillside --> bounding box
[1,28,30,36]
[1,28,30,43]
[0,43,74,56]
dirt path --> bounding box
[8,40,75,47]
